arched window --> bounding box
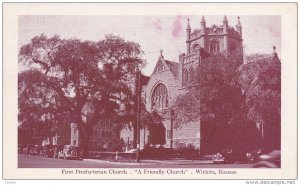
[183,69,189,85]
[193,44,200,53]
[189,67,194,82]
[165,95,169,107]
[152,97,155,109]
[210,41,220,54]
[158,96,161,108]
[151,83,168,110]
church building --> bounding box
[121,16,243,150]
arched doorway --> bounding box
[149,124,166,145]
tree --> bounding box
[173,48,281,154]
[173,49,245,154]
[18,34,145,155]
[235,53,281,149]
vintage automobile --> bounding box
[39,144,55,157]
[253,150,281,168]
[29,145,42,156]
[213,149,253,164]
[212,152,225,164]
[52,145,63,159]
[58,145,83,160]
[212,149,235,164]
[18,145,23,154]
[246,149,263,163]
[22,144,34,155]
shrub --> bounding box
[175,143,199,158]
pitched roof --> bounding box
[140,74,150,86]
[164,60,179,77]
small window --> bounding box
[190,67,194,82]
[210,41,220,54]
[167,130,171,139]
[183,69,189,85]
[193,44,200,53]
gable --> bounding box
[151,57,179,77]
[153,59,166,74]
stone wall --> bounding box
[173,120,200,148]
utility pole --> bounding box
[170,109,174,149]
[136,70,141,162]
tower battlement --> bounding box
[181,16,243,87]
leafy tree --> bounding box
[235,53,281,149]
[173,49,246,154]
[173,48,281,154]
[18,34,145,155]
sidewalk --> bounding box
[84,158,213,166]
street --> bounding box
[18,154,254,168]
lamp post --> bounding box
[136,69,141,162]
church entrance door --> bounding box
[149,124,166,145]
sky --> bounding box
[19,15,281,76]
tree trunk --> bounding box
[80,135,89,158]
[74,115,89,158]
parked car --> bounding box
[213,149,235,164]
[212,152,225,164]
[58,145,83,160]
[29,145,42,156]
[246,149,263,163]
[22,144,34,155]
[253,150,281,168]
[18,145,23,154]
[39,144,55,158]
[52,145,63,158]
[213,149,250,164]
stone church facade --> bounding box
[121,16,243,150]
[72,16,243,151]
